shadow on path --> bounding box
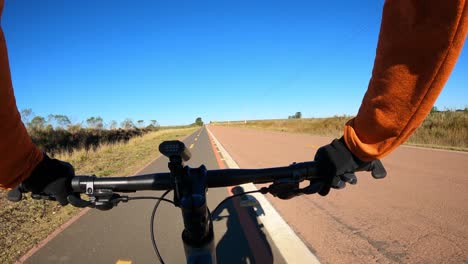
[213,186,273,264]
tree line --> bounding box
[20,109,160,154]
[20,109,160,131]
[288,112,302,119]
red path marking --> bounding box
[207,130,273,263]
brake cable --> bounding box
[149,190,172,264]
[85,180,301,263]
[109,191,174,264]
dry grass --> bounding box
[406,111,467,150]
[213,111,467,151]
[55,127,197,176]
[0,127,198,264]
[213,116,350,138]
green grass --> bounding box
[0,127,198,264]
[212,111,467,151]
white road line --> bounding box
[401,145,467,154]
[207,127,321,264]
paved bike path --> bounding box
[208,125,468,264]
[24,127,286,264]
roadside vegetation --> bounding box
[213,109,468,151]
[21,110,164,155]
[0,127,198,264]
[31,128,151,155]
[21,110,206,155]
[408,109,467,150]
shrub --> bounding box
[30,128,149,155]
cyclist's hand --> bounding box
[7,154,75,205]
[310,137,387,196]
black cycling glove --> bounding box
[7,154,75,205]
[311,137,387,196]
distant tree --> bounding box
[121,118,135,130]
[86,116,104,129]
[47,114,71,129]
[195,117,203,126]
[29,116,46,130]
[44,124,54,132]
[20,108,33,126]
[146,120,160,131]
[47,114,55,127]
[137,120,145,128]
[288,112,302,119]
[109,120,119,130]
[150,120,159,127]
[55,115,71,128]
[431,106,439,113]
[68,123,82,133]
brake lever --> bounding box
[83,190,124,211]
[68,194,92,208]
[267,179,302,200]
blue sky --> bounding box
[3,0,467,126]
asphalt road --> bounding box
[24,127,285,264]
[208,125,468,264]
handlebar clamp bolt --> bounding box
[86,181,94,195]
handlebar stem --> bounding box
[178,165,213,247]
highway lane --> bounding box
[23,127,286,264]
[208,125,468,264]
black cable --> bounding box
[150,190,172,264]
[127,196,174,205]
[210,189,263,220]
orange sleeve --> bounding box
[344,0,467,161]
[0,0,43,189]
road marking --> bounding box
[207,131,226,169]
[206,126,321,264]
[116,260,132,264]
[401,144,468,154]
[226,185,274,263]
[195,138,198,141]
[206,128,271,262]
[189,144,194,149]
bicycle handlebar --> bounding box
[71,161,319,193]
[9,138,385,264]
